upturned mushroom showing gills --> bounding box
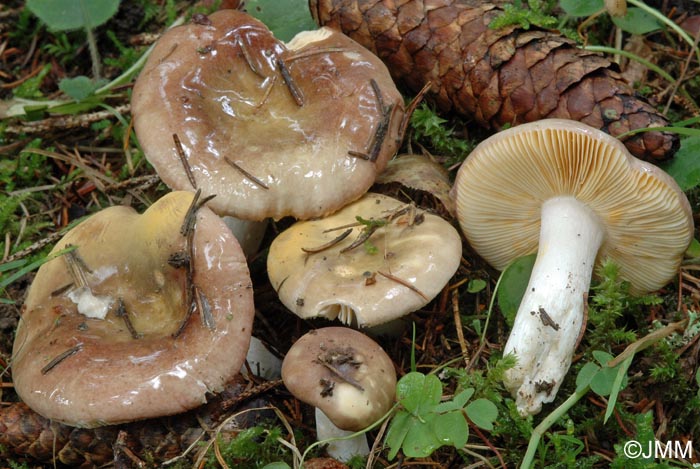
[11,191,255,428]
[450,119,694,416]
[131,9,404,221]
[267,193,462,329]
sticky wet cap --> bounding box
[267,193,462,327]
[12,191,255,427]
[281,327,396,431]
[451,119,694,294]
[131,10,404,221]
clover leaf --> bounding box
[385,372,497,460]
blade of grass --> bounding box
[0,259,28,274]
[583,45,676,83]
[1,245,77,291]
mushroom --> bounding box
[131,9,404,221]
[11,191,255,427]
[450,119,694,415]
[281,327,397,461]
[375,153,457,218]
[267,192,462,329]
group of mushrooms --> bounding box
[11,8,694,462]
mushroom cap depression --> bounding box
[12,191,255,427]
[451,119,694,294]
[267,193,462,328]
[131,10,404,221]
[281,327,396,431]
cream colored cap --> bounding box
[451,119,693,294]
[267,193,462,327]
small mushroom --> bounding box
[267,192,462,329]
[131,10,404,221]
[11,191,255,427]
[450,119,694,415]
[281,327,397,461]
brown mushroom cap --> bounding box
[451,118,693,294]
[11,191,255,428]
[281,327,396,431]
[267,192,462,328]
[131,10,404,221]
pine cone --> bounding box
[0,374,271,466]
[310,0,678,162]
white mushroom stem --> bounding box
[314,407,370,462]
[242,336,282,381]
[503,196,604,416]
[222,216,269,260]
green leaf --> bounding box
[387,372,488,460]
[401,413,442,457]
[587,351,618,396]
[26,0,120,31]
[659,136,700,191]
[262,464,291,469]
[592,350,614,366]
[435,388,472,413]
[451,388,475,408]
[590,366,618,397]
[467,278,487,293]
[432,411,469,449]
[687,238,700,258]
[43,98,103,115]
[612,7,661,35]
[385,411,412,460]
[396,372,442,415]
[559,0,603,17]
[58,76,106,101]
[576,362,600,391]
[604,355,633,423]
[497,253,536,326]
[612,412,655,467]
[13,64,51,99]
[244,0,318,42]
[466,398,498,431]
